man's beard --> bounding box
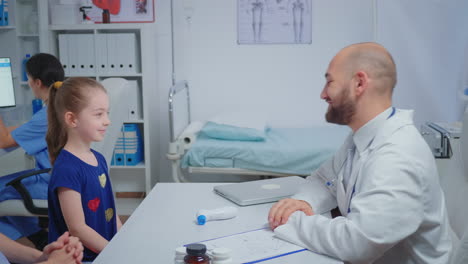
[325,89,356,125]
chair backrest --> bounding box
[92,78,130,168]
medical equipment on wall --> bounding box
[79,0,94,24]
[421,122,461,158]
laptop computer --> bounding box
[213,176,306,206]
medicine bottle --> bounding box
[102,9,110,23]
[184,244,210,264]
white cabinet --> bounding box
[42,23,155,195]
[0,0,41,115]
[2,2,156,196]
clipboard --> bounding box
[186,227,307,263]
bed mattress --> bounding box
[181,126,350,175]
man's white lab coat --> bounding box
[275,109,452,264]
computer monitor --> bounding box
[0,57,16,108]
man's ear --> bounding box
[354,71,369,96]
[64,111,77,128]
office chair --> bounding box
[0,78,131,219]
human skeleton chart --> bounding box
[238,0,312,44]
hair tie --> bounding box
[53,81,63,89]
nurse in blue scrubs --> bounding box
[0,53,64,249]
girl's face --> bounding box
[73,89,110,143]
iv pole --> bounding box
[170,0,176,86]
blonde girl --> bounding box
[46,78,122,262]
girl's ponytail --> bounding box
[46,81,68,165]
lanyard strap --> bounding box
[387,107,396,119]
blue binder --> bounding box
[111,124,144,166]
[0,0,4,26]
[2,0,8,26]
[123,124,143,166]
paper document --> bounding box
[197,228,306,264]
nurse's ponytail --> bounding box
[46,78,106,165]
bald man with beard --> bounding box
[268,43,452,263]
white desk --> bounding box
[0,147,29,177]
[93,183,342,264]
[0,147,17,157]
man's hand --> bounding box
[268,198,314,230]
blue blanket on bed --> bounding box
[181,125,350,175]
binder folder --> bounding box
[106,33,119,75]
[127,80,141,120]
[95,34,108,75]
[58,34,70,76]
[2,0,8,26]
[111,124,144,166]
[0,1,4,26]
[78,34,95,75]
[67,34,79,76]
[113,147,125,166]
[123,124,143,166]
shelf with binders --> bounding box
[56,32,141,77]
[44,20,154,194]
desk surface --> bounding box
[0,146,18,158]
[93,183,341,264]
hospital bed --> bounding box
[0,78,131,218]
[167,81,350,182]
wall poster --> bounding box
[238,0,312,44]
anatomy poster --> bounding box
[87,0,154,23]
[238,0,312,44]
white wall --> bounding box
[376,0,468,125]
[173,0,375,127]
[154,0,375,182]
[153,0,468,183]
